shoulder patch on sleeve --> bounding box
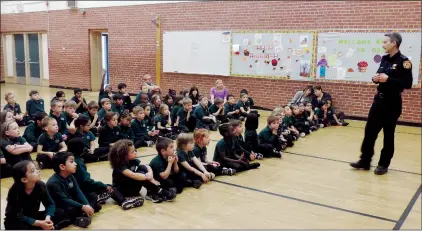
[403,60,412,69]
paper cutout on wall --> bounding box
[336,67,346,80]
[254,34,262,45]
[222,32,230,43]
[299,60,311,77]
[293,49,305,57]
[243,39,249,47]
[346,48,356,58]
[300,35,308,48]
[232,44,240,55]
[318,46,327,54]
[273,34,283,53]
[327,54,337,67]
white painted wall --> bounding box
[1,1,192,14]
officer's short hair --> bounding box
[385,33,402,48]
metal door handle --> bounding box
[28,61,39,64]
[15,60,25,64]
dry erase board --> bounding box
[316,30,421,86]
[230,31,316,80]
[163,31,231,76]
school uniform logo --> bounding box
[116,132,120,135]
[40,101,43,104]
[55,139,60,143]
[60,117,65,121]
[68,181,73,188]
[86,135,90,139]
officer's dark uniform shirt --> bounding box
[375,51,413,94]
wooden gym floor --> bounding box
[0,83,421,229]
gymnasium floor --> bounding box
[0,83,421,229]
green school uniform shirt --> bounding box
[46,173,89,209]
[131,118,148,139]
[177,150,195,171]
[258,126,278,144]
[97,108,109,121]
[193,144,207,163]
[119,125,134,141]
[0,136,32,166]
[177,108,194,126]
[98,125,120,147]
[23,122,44,143]
[171,104,183,122]
[194,104,210,120]
[209,104,225,115]
[82,111,95,122]
[37,132,63,152]
[26,99,45,118]
[111,103,125,116]
[283,115,295,127]
[154,114,169,129]
[74,130,96,149]
[236,100,249,111]
[74,156,107,194]
[3,103,22,116]
[71,96,88,114]
[149,154,174,180]
[213,138,236,163]
[224,103,238,114]
[62,112,74,126]
[49,112,68,135]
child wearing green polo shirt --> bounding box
[111,93,126,117]
[283,105,300,138]
[36,117,67,169]
[49,100,68,137]
[25,90,45,120]
[117,83,132,111]
[176,133,213,189]
[23,112,46,152]
[170,95,184,126]
[46,152,93,228]
[83,101,100,136]
[0,120,33,167]
[150,137,187,194]
[110,139,176,203]
[4,160,71,230]
[63,100,79,135]
[150,94,162,119]
[213,123,260,173]
[237,92,259,120]
[133,84,151,106]
[230,120,263,161]
[194,96,218,131]
[154,104,179,139]
[118,112,134,142]
[98,84,113,108]
[66,115,100,163]
[131,106,158,148]
[225,94,240,121]
[292,105,310,137]
[175,97,196,133]
[67,138,143,210]
[71,88,88,115]
[4,92,25,126]
[209,97,228,123]
[94,112,120,160]
[97,98,112,125]
[258,116,283,158]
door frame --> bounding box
[2,31,48,86]
[90,29,108,91]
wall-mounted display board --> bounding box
[315,30,421,86]
[230,31,316,80]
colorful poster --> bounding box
[300,35,309,48]
[254,34,262,45]
[243,38,249,47]
[222,32,230,43]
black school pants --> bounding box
[36,154,54,169]
[221,161,260,173]
[0,163,12,179]
[118,180,161,197]
[253,143,282,158]
[360,94,402,168]
[158,172,187,194]
[84,186,126,207]
[93,147,111,161]
[204,164,223,176]
[4,209,69,230]
[134,135,158,148]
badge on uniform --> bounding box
[403,60,412,69]
[55,139,59,143]
[69,182,73,188]
[392,64,397,70]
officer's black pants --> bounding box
[360,94,402,168]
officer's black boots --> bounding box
[374,166,388,175]
[350,161,370,170]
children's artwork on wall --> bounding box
[317,30,421,86]
[222,32,231,43]
[231,31,315,80]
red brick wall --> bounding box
[1,1,421,123]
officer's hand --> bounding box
[377,73,389,83]
[372,74,379,82]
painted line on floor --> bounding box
[214,179,397,223]
[392,184,422,230]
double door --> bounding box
[13,33,42,85]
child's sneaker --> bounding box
[97,191,112,204]
[209,172,216,180]
[193,180,202,189]
[228,168,236,176]
[169,187,177,195]
[54,219,71,230]
[221,167,229,175]
[146,141,154,147]
[146,194,163,203]
[319,124,325,128]
[300,132,306,137]
[158,188,176,202]
[121,196,144,210]
[73,216,91,228]
[255,153,264,160]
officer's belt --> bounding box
[376,91,402,99]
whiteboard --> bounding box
[163,31,231,76]
[316,31,421,85]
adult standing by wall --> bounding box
[210,79,229,104]
[289,85,315,106]
[143,74,161,92]
[350,33,413,175]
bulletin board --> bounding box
[315,30,421,86]
[230,31,316,80]
[163,31,231,76]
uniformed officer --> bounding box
[350,32,413,175]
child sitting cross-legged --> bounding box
[194,96,218,131]
[213,123,260,173]
[1,120,33,168]
[46,152,93,228]
[175,97,196,133]
[23,112,46,152]
[176,133,215,189]
[66,115,100,163]
[3,92,25,126]
[230,119,263,161]
[193,129,236,176]
[258,116,284,158]
[131,106,159,148]
[82,101,100,136]
[154,104,179,140]
[68,138,143,211]
[4,160,72,230]
[208,97,228,123]
[94,112,120,161]
[110,139,176,203]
